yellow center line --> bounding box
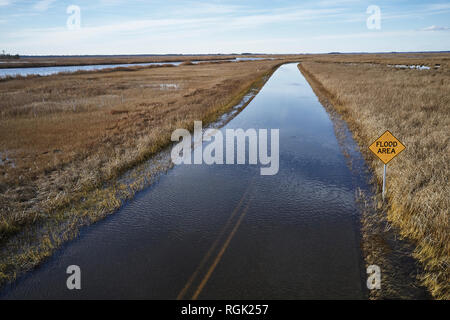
[192,199,251,300]
[176,185,251,300]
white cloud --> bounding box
[169,3,244,16]
[421,25,450,31]
[317,0,360,7]
[33,0,56,11]
[2,1,450,55]
[4,6,347,39]
[425,3,450,11]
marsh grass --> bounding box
[299,57,449,299]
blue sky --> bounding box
[1,0,450,55]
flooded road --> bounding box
[1,63,370,299]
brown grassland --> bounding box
[0,59,285,285]
[298,54,449,299]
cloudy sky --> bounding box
[1,0,450,55]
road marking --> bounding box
[192,200,251,300]
[176,185,251,300]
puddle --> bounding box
[140,83,180,90]
[0,151,15,168]
[388,64,431,70]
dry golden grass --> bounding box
[299,56,449,299]
[0,60,285,285]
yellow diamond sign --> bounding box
[369,130,406,164]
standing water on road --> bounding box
[1,63,370,299]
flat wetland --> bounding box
[0,54,274,69]
[0,52,448,299]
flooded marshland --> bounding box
[0,63,426,299]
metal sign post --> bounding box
[382,164,386,200]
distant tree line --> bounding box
[0,50,20,60]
